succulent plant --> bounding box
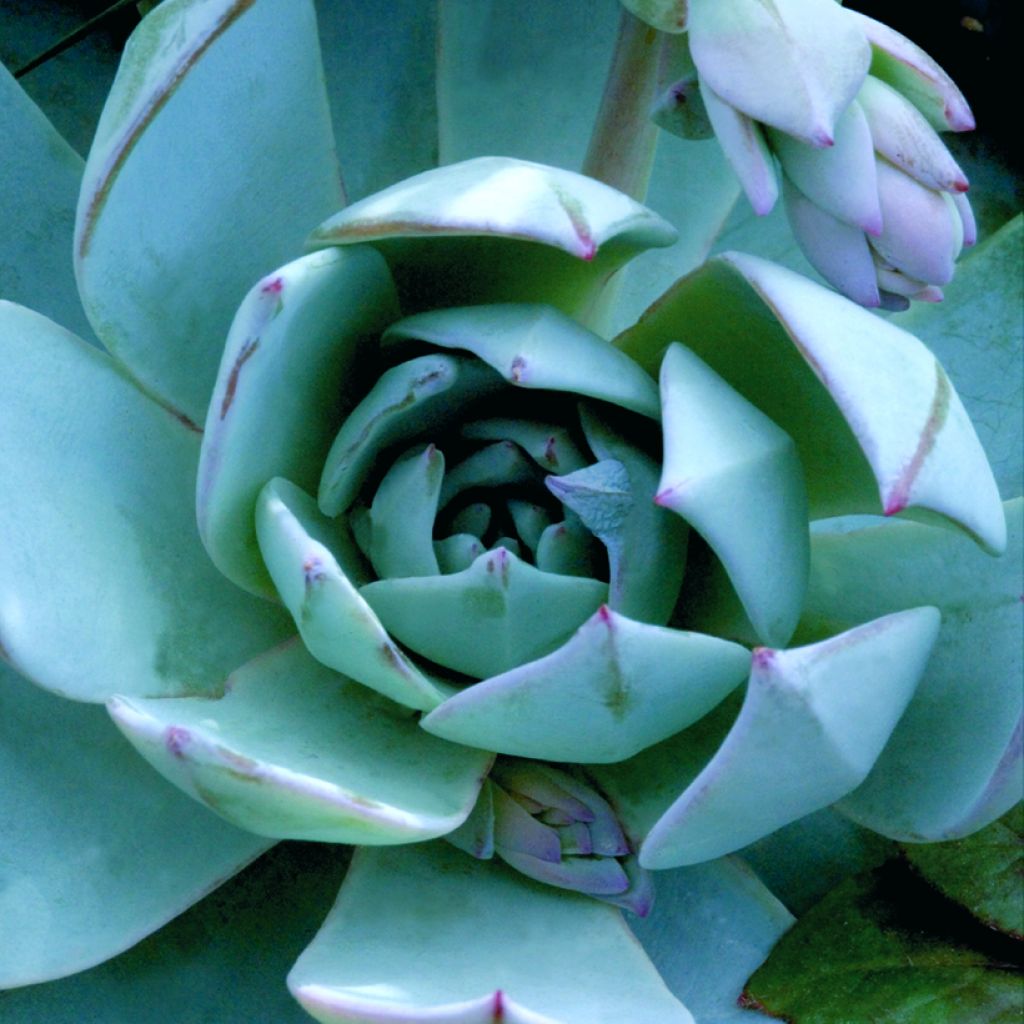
[1,1,1020,1022]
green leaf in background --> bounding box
[903,804,1024,940]
[743,863,1023,1024]
[0,842,349,1024]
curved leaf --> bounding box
[361,547,608,679]
[0,65,95,344]
[288,841,695,1024]
[309,157,676,319]
[0,301,290,701]
[0,660,269,988]
[640,608,940,868]
[109,640,491,844]
[617,252,1006,553]
[421,607,749,764]
[75,0,344,425]
[197,246,398,596]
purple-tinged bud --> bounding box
[448,761,654,915]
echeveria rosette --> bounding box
[635,0,977,309]
[0,1,1021,1023]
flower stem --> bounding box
[582,9,662,202]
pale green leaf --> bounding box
[288,842,695,1024]
[640,608,940,868]
[617,252,1006,553]
[421,607,749,763]
[387,303,661,420]
[109,640,491,844]
[197,246,399,597]
[309,157,676,319]
[0,659,270,988]
[361,547,608,679]
[75,0,344,425]
[0,301,291,701]
[0,65,95,344]
[255,477,450,711]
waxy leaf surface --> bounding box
[109,641,491,844]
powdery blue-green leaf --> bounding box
[687,0,870,146]
[0,842,349,1023]
[439,442,540,511]
[288,841,695,1024]
[197,246,399,597]
[316,0,438,201]
[742,867,1021,1023]
[368,446,444,578]
[617,252,1006,553]
[903,804,1024,940]
[804,501,1023,840]
[0,659,270,988]
[75,0,344,426]
[640,608,941,868]
[109,640,491,844]
[422,607,749,763]
[658,342,808,646]
[386,303,661,420]
[309,157,676,319]
[0,301,291,701]
[0,65,95,345]
[891,216,1023,499]
[461,419,588,474]
[255,478,450,711]
[361,547,608,680]
[319,353,506,517]
[630,858,794,1024]
[579,406,690,625]
[436,0,619,169]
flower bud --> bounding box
[448,760,654,915]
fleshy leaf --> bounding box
[768,99,882,233]
[640,608,941,868]
[462,418,588,474]
[657,342,808,646]
[620,0,688,32]
[0,302,291,701]
[686,0,871,145]
[891,216,1023,498]
[743,866,1021,1023]
[288,841,695,1024]
[440,442,540,510]
[0,842,347,1021]
[701,82,779,216]
[361,547,608,679]
[368,445,444,578]
[803,501,1022,840]
[630,858,794,1024]
[903,805,1024,940]
[0,659,270,987]
[579,406,690,625]
[197,246,399,597]
[0,65,95,344]
[617,252,1006,553]
[309,157,676,318]
[386,303,661,420]
[319,353,506,516]
[109,640,491,844]
[316,0,438,201]
[75,0,344,425]
[422,606,749,763]
[850,10,975,132]
[255,477,450,711]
